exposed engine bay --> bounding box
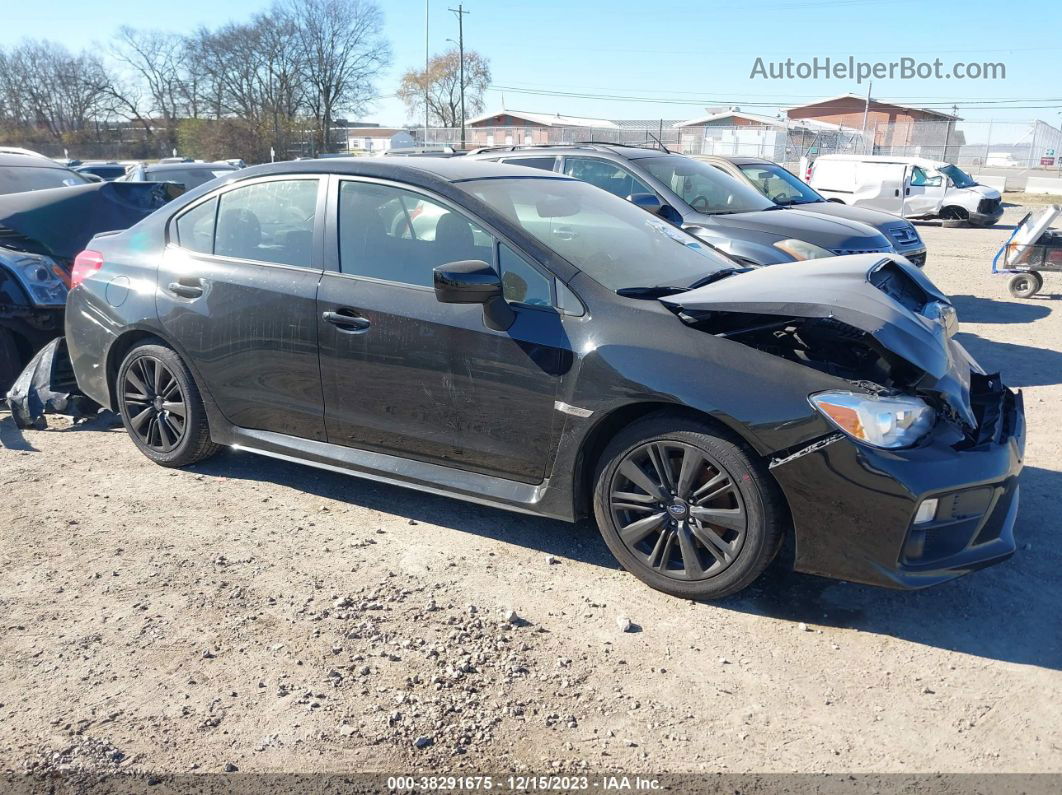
[661,255,996,440]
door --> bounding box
[902,166,946,217]
[317,177,569,483]
[157,176,327,440]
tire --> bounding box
[1008,272,1043,299]
[592,414,786,600]
[0,328,21,397]
[116,341,220,467]
[939,206,969,228]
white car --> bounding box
[809,154,1003,227]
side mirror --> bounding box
[433,259,515,331]
[628,192,664,215]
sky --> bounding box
[3,0,1060,136]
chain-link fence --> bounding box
[415,118,1062,174]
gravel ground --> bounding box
[2,203,1060,780]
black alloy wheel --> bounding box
[608,440,747,581]
[122,355,187,452]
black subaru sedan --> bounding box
[64,158,1025,600]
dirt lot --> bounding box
[2,204,1061,780]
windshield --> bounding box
[0,165,91,195]
[738,163,824,205]
[462,177,736,292]
[147,167,235,189]
[639,156,775,215]
[939,164,977,189]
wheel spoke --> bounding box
[162,401,186,419]
[647,443,675,493]
[692,471,729,502]
[690,522,736,564]
[618,511,667,546]
[129,406,154,433]
[619,459,667,501]
[646,529,674,571]
[690,505,745,532]
[676,523,706,578]
[125,369,149,400]
[151,358,164,394]
[675,447,705,498]
[157,415,173,447]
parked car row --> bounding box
[60,155,1025,601]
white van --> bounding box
[809,155,1003,227]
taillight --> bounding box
[71,250,104,288]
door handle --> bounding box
[322,310,371,333]
[168,279,204,299]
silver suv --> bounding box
[467,144,895,267]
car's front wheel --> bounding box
[593,415,786,600]
[117,341,219,467]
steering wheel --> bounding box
[689,195,711,213]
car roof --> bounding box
[697,155,774,167]
[469,143,668,162]
[233,156,578,184]
[815,154,949,169]
[145,162,237,172]
[0,152,70,168]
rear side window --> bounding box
[500,157,557,172]
[176,197,218,255]
[215,179,318,267]
[338,181,493,287]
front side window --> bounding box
[338,181,493,288]
[462,177,734,293]
[214,179,318,267]
[639,155,775,215]
[738,164,824,206]
[909,166,942,188]
[562,157,653,199]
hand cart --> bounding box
[992,204,1062,298]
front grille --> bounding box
[886,224,920,247]
[978,197,1001,214]
[831,246,892,256]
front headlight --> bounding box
[772,238,835,261]
[810,391,935,449]
[0,247,68,307]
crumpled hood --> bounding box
[690,208,891,251]
[969,184,1001,200]
[661,254,981,426]
[0,181,182,265]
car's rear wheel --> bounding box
[592,415,786,600]
[117,342,219,467]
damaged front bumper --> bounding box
[771,377,1025,589]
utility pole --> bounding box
[420,0,424,145]
[449,4,469,149]
[860,81,872,154]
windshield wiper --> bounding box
[617,268,748,298]
[616,285,689,298]
[685,268,747,289]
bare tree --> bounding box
[397,48,491,128]
[110,27,190,149]
[290,0,390,153]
